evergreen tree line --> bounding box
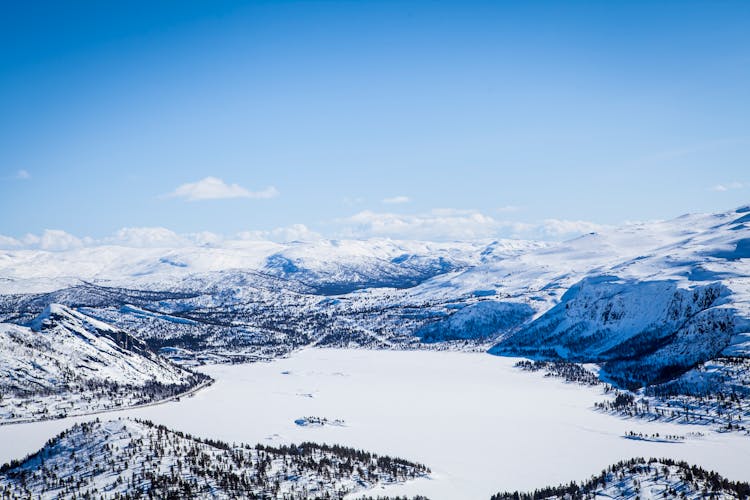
[0,418,430,499]
[490,457,750,500]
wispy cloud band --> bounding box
[166,177,279,201]
[711,181,746,192]
[382,195,411,204]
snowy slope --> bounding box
[0,418,429,499]
[492,457,750,499]
[411,208,748,310]
[0,305,207,422]
[489,207,750,388]
[491,278,735,386]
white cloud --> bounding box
[496,205,521,213]
[541,219,605,237]
[430,208,476,216]
[166,177,279,201]
[106,227,186,247]
[342,196,365,207]
[0,234,22,249]
[335,210,519,241]
[382,195,411,204]
[104,227,225,247]
[21,233,41,246]
[711,181,745,192]
[39,229,84,251]
[1,226,298,251]
[186,231,224,246]
[334,209,604,241]
[15,169,31,180]
[237,224,322,243]
[0,210,603,252]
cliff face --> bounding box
[492,278,738,387]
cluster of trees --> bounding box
[512,351,750,435]
[647,357,750,399]
[491,457,750,500]
[355,497,430,500]
[0,418,429,499]
[624,430,687,442]
[514,360,603,387]
[513,356,750,434]
[1,370,210,422]
[294,416,346,427]
[596,385,750,433]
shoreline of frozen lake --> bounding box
[1,349,749,499]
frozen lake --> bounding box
[2,349,750,499]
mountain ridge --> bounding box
[0,304,208,423]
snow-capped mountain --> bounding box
[0,418,429,499]
[1,206,749,499]
[0,238,507,295]
[490,207,750,389]
[0,304,207,423]
[0,206,747,392]
[0,237,543,361]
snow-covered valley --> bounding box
[1,206,750,498]
[2,349,750,499]
[6,0,750,495]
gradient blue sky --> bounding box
[1,1,749,242]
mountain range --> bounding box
[0,205,748,420]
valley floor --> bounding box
[2,349,750,499]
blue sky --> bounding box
[1,1,749,243]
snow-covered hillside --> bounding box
[491,457,750,499]
[491,278,734,387]
[0,418,429,499]
[0,206,748,401]
[489,207,750,393]
[0,305,207,423]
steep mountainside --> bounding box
[0,304,208,423]
[0,418,429,499]
[491,207,750,389]
[492,278,735,387]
